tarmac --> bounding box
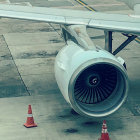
[0,0,139,139]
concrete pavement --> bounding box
[0,0,139,140]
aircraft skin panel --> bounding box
[0,4,140,35]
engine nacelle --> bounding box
[54,41,129,117]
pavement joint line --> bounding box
[68,0,75,6]
[53,3,125,9]
[15,73,55,77]
[48,23,66,46]
[48,23,62,38]
[2,35,31,96]
[87,3,125,7]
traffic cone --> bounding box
[98,120,111,140]
[24,105,37,128]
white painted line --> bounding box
[27,114,33,117]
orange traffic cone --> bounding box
[24,105,37,128]
[98,120,111,140]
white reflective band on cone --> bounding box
[102,129,108,133]
[27,114,33,117]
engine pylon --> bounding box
[98,120,111,140]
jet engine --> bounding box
[54,40,129,118]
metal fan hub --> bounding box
[88,74,100,87]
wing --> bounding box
[0,4,140,35]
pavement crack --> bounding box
[2,35,31,96]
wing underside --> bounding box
[0,4,140,35]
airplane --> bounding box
[0,0,139,118]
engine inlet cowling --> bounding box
[68,61,128,117]
[55,42,129,118]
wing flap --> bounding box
[89,18,140,35]
[0,4,140,35]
